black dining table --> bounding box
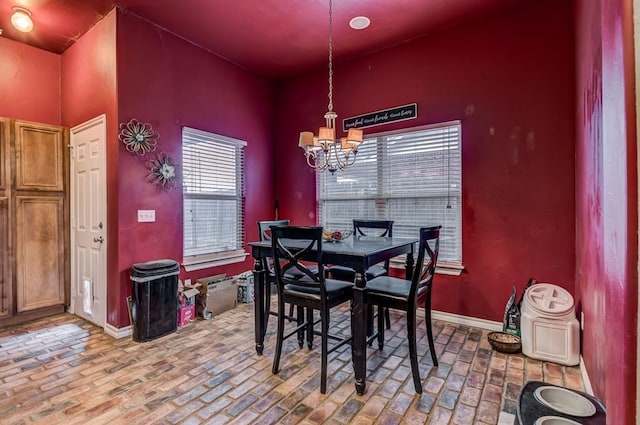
[248,234,418,395]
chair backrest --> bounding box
[353,219,394,237]
[353,219,394,269]
[258,219,290,242]
[410,225,441,305]
[258,220,290,270]
[270,226,326,295]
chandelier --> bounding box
[298,0,364,173]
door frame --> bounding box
[69,114,107,329]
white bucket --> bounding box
[521,283,580,366]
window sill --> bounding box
[390,258,464,276]
[183,250,249,272]
[434,263,465,276]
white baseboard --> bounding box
[579,355,594,395]
[104,323,132,339]
[424,309,503,331]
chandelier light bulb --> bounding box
[11,7,34,33]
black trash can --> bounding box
[130,259,180,342]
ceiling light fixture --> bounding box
[299,0,364,173]
[11,7,33,33]
[349,16,370,30]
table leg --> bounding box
[253,258,266,355]
[351,271,367,395]
[405,251,415,281]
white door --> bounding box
[70,115,107,328]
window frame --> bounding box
[317,120,463,275]
[182,127,248,271]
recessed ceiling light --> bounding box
[11,7,33,33]
[349,16,370,30]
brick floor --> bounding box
[0,303,583,424]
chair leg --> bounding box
[297,306,305,348]
[384,307,391,329]
[264,280,271,334]
[271,293,286,375]
[425,292,438,366]
[407,308,422,393]
[377,304,385,350]
[289,303,295,321]
[306,308,314,349]
[320,307,329,394]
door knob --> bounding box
[93,236,104,243]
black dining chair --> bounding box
[364,225,441,393]
[258,220,320,282]
[258,220,319,342]
[328,219,394,329]
[270,225,353,394]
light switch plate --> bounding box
[137,209,156,222]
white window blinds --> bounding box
[318,121,462,264]
[182,127,246,258]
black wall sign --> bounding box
[342,103,418,132]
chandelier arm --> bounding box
[338,152,352,169]
[307,151,328,171]
[329,144,350,170]
[339,148,359,169]
[318,156,329,171]
[345,151,358,167]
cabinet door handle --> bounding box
[93,236,104,243]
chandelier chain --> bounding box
[327,0,333,113]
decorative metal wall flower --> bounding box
[118,119,159,155]
[146,152,177,191]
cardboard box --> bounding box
[196,275,237,318]
[237,274,254,303]
[177,283,200,326]
[178,304,195,326]
[180,287,200,302]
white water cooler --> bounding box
[521,283,580,366]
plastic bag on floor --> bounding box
[502,278,536,336]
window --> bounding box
[182,127,247,271]
[318,121,462,271]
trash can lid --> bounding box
[524,283,574,316]
[131,259,180,279]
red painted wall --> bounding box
[575,0,638,422]
[275,0,576,322]
[114,10,276,328]
[575,0,605,400]
[0,38,61,124]
[60,10,120,327]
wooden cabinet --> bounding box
[14,121,65,191]
[0,118,69,325]
[16,196,65,312]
